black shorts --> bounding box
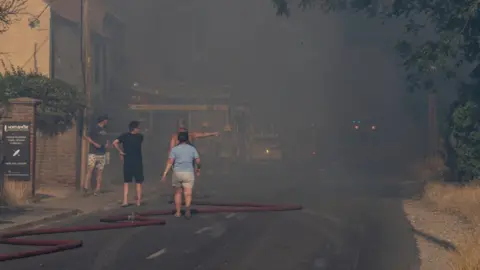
[123,161,144,184]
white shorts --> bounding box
[88,154,106,170]
[172,171,195,189]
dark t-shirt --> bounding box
[117,132,143,163]
[88,124,108,154]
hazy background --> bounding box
[109,0,426,167]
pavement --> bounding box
[0,155,424,270]
[0,179,165,232]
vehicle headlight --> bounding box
[265,149,270,154]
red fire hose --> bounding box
[0,201,302,262]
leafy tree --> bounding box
[0,0,27,34]
[0,65,85,135]
[446,70,480,181]
[272,0,480,180]
[272,0,478,92]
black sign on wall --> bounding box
[3,122,31,178]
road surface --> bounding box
[0,155,421,270]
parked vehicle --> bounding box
[246,125,282,163]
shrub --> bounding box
[0,65,85,135]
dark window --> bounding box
[94,42,101,84]
[49,13,56,79]
[102,44,108,92]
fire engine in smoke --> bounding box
[246,124,282,163]
[127,82,250,165]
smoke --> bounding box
[95,4,427,266]
[108,0,425,170]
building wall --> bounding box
[35,11,120,187]
[0,0,51,73]
[35,13,82,187]
[92,35,108,105]
[96,13,129,133]
[50,13,82,88]
[0,0,121,187]
[36,129,78,186]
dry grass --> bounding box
[425,182,480,220]
[415,158,480,270]
[426,182,480,270]
[451,241,480,270]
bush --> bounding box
[0,65,85,135]
[448,72,480,181]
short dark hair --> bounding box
[177,131,189,143]
[97,115,109,123]
[129,121,140,131]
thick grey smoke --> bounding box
[111,0,425,167]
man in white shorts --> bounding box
[84,115,109,196]
[162,131,201,219]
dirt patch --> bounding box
[404,199,472,270]
[404,159,480,270]
[424,182,480,270]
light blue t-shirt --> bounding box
[169,144,200,172]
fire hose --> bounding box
[0,201,302,262]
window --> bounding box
[49,14,55,79]
[102,44,108,92]
[93,42,101,84]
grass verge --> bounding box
[415,158,480,270]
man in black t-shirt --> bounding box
[113,121,144,206]
[84,115,109,196]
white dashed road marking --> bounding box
[195,226,213,234]
[146,248,167,259]
[225,213,236,219]
[194,224,226,238]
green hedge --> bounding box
[0,66,85,135]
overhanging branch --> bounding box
[0,0,27,34]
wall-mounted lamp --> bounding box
[28,17,40,29]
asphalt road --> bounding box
[0,154,421,270]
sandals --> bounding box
[184,209,192,220]
[174,211,191,219]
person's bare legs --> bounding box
[84,154,96,193]
[174,187,183,217]
[184,187,193,208]
[94,169,103,194]
[122,183,129,206]
[135,183,142,206]
[84,166,94,192]
[183,187,193,219]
